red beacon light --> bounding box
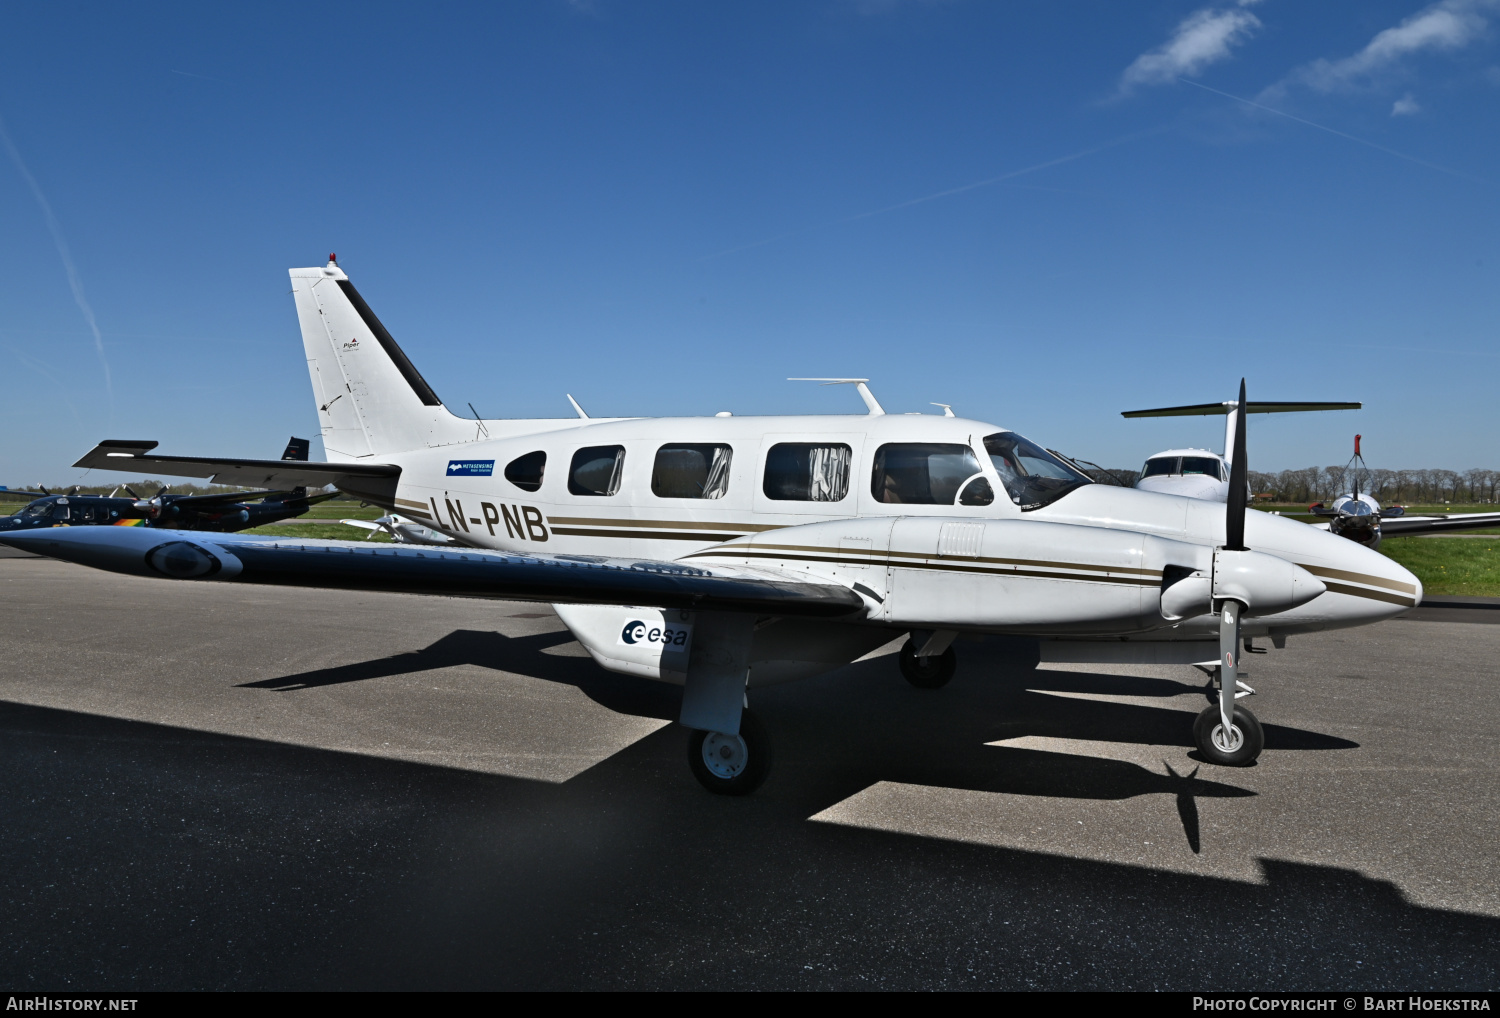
[328,253,337,264]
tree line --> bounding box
[1246,467,1500,504]
[1078,466,1498,504]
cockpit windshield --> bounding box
[983,432,1092,511]
[20,500,54,518]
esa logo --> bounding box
[618,620,691,651]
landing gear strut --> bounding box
[1194,597,1264,766]
[687,708,772,795]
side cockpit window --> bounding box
[652,444,732,499]
[569,446,625,496]
[763,443,851,502]
[505,451,546,492]
[871,443,983,505]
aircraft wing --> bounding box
[1377,513,1500,537]
[0,526,865,618]
[72,441,399,492]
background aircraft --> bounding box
[1123,399,1361,503]
[0,437,335,534]
[339,512,455,546]
[1307,436,1500,549]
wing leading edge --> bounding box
[1377,512,1500,538]
[0,526,864,618]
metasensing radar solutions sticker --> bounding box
[446,460,495,476]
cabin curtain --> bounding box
[703,446,733,499]
[807,445,850,502]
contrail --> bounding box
[699,126,1170,261]
[0,114,114,405]
[1178,78,1492,188]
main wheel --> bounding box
[687,708,772,796]
[899,639,956,689]
[1193,703,1264,766]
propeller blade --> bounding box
[124,486,141,499]
[1225,379,1248,551]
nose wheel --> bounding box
[1193,703,1264,766]
[687,708,772,795]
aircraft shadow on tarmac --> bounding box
[0,697,1493,991]
[234,626,1362,841]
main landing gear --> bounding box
[688,708,772,796]
[899,632,956,689]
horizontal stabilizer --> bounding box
[73,441,400,494]
[1122,401,1361,418]
[0,526,865,618]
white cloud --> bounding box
[1391,92,1422,115]
[1282,0,1498,93]
[1119,4,1263,94]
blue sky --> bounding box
[1,0,1496,485]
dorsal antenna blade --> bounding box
[787,378,885,416]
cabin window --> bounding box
[984,432,1092,511]
[1142,457,1179,477]
[1180,456,1222,479]
[568,446,625,496]
[504,451,546,492]
[763,443,851,502]
[958,476,995,506]
[652,444,732,499]
[871,443,983,504]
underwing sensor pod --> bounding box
[16,258,1422,796]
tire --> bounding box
[687,708,772,796]
[899,639,956,689]
[1193,703,1264,766]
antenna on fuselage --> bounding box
[788,378,885,416]
[931,403,955,417]
[467,403,490,440]
[566,394,590,419]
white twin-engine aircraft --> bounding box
[1125,399,1362,503]
[9,259,1423,796]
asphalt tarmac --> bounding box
[0,546,1496,990]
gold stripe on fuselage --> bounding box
[1299,563,1418,595]
[685,546,1163,587]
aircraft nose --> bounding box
[1313,538,1423,620]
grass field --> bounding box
[1377,537,1500,597]
[241,523,392,542]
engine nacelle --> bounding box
[1211,548,1325,616]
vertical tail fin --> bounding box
[290,258,470,460]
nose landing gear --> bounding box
[1193,703,1264,766]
